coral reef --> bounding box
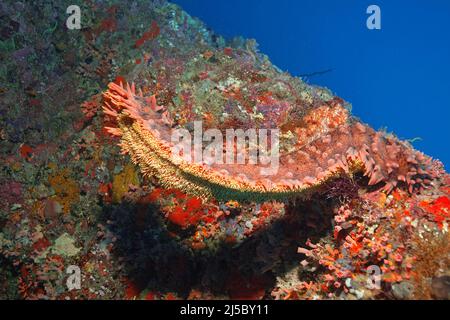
[0,0,448,301]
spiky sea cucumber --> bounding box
[102,79,443,202]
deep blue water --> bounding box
[173,0,450,168]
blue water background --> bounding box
[173,0,450,168]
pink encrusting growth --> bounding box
[102,78,444,201]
